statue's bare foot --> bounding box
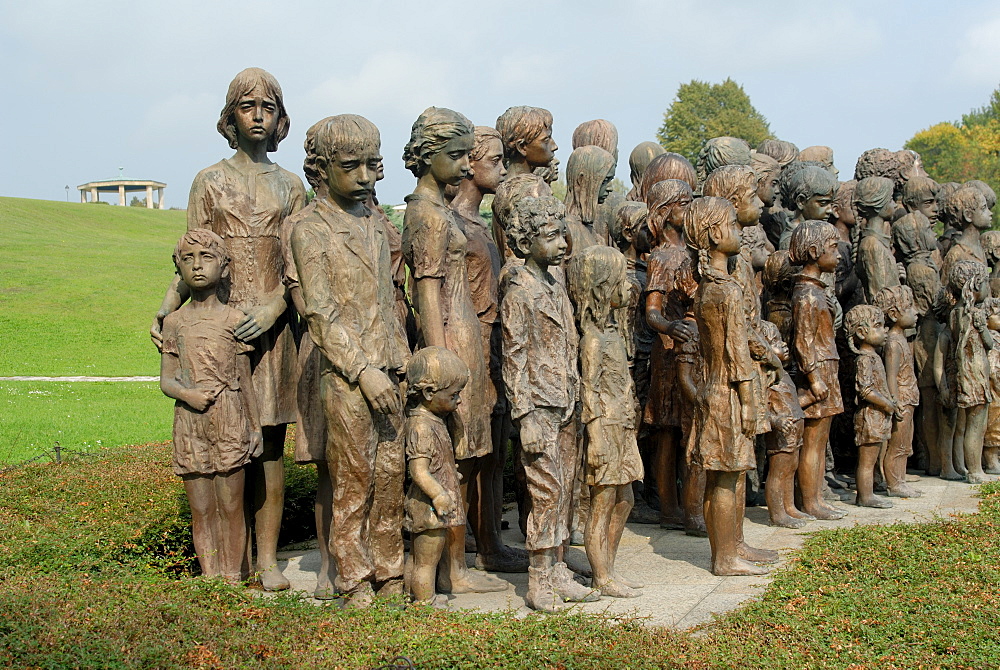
[712,557,769,576]
[855,495,893,508]
[342,581,375,610]
[611,571,643,589]
[314,576,337,600]
[786,506,815,520]
[596,579,641,598]
[437,568,508,594]
[738,542,779,564]
[887,484,923,498]
[966,472,996,485]
[939,469,965,481]
[769,514,808,529]
[258,563,290,591]
[803,505,847,521]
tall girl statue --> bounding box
[151,68,305,590]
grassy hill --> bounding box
[0,197,186,462]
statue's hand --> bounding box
[150,311,168,352]
[235,302,284,342]
[184,386,217,412]
[359,366,400,415]
[432,492,457,518]
[810,378,830,402]
[519,413,547,455]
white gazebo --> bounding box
[78,175,166,209]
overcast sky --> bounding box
[4,0,1000,208]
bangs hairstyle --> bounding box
[902,175,939,209]
[567,245,627,329]
[572,119,619,158]
[639,152,697,200]
[788,220,839,265]
[697,136,751,182]
[750,152,780,183]
[873,285,914,318]
[756,139,800,167]
[302,115,380,191]
[405,346,470,400]
[758,318,782,347]
[703,164,757,205]
[564,145,615,224]
[683,196,736,252]
[609,201,648,248]
[779,164,838,211]
[172,229,232,270]
[942,186,987,227]
[843,304,884,354]
[645,178,693,214]
[508,195,566,258]
[471,126,503,162]
[495,106,553,164]
[217,67,289,152]
[629,141,666,184]
[403,107,474,178]
[853,177,894,218]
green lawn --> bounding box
[0,197,185,376]
[0,381,172,464]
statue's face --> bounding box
[909,194,937,223]
[471,137,506,194]
[756,173,778,207]
[972,199,993,231]
[735,191,764,227]
[324,146,381,203]
[233,85,278,143]
[522,127,557,168]
[712,213,742,256]
[801,190,835,221]
[598,169,615,204]
[175,240,224,291]
[429,134,473,186]
[527,218,568,266]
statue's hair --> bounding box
[788,220,839,265]
[833,179,857,219]
[564,146,615,225]
[942,186,987,228]
[608,201,648,249]
[405,346,469,401]
[798,145,834,168]
[403,107,474,178]
[508,195,566,259]
[495,106,553,164]
[683,196,738,281]
[902,175,939,209]
[873,285,914,320]
[936,182,963,225]
[703,164,757,207]
[756,139,799,167]
[628,141,666,187]
[639,152,697,200]
[853,177,895,219]
[854,148,900,184]
[982,230,1000,263]
[931,286,955,322]
[779,164,838,212]
[173,229,231,271]
[843,304,884,355]
[567,245,627,330]
[645,179,692,240]
[948,259,990,305]
[895,150,921,190]
[758,318,783,348]
[750,152,780,184]
[762,249,795,294]
[492,173,548,233]
[302,115,380,190]
[892,211,932,264]
[697,136,751,182]
[217,67,289,152]
[572,119,619,158]
[471,125,503,162]
[966,179,997,210]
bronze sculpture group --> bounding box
[154,67,1000,611]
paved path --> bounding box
[0,376,158,382]
[275,475,980,629]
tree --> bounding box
[656,78,774,164]
[905,85,1000,219]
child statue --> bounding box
[873,286,922,498]
[983,299,1000,475]
[501,194,600,611]
[160,229,262,583]
[639,152,698,201]
[402,346,476,607]
[401,107,508,595]
[932,288,964,481]
[789,221,848,520]
[756,139,800,168]
[843,304,895,508]
[696,136,751,184]
[941,186,992,283]
[798,146,839,177]
[777,164,838,250]
[289,114,410,608]
[627,141,667,201]
[946,260,995,484]
[751,152,781,247]
[981,231,1000,299]
[684,196,767,576]
[567,246,645,598]
[572,119,621,245]
[564,145,616,255]
[853,176,902,303]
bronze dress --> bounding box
[854,351,892,446]
[187,159,305,427]
[403,195,491,460]
[404,406,466,533]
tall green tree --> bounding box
[656,78,774,164]
[905,85,1000,218]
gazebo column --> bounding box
[146,185,154,208]
[157,188,165,209]
[90,187,98,203]
[118,185,126,206]
[80,190,87,203]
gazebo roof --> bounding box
[78,179,166,192]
